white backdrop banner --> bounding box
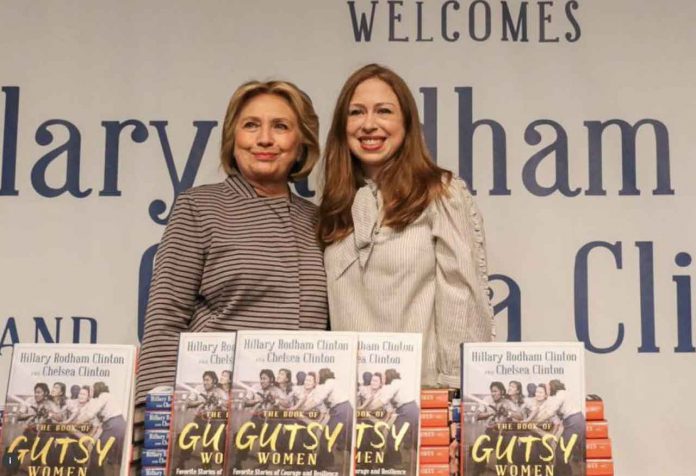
[1,1,694,474]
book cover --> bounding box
[0,343,137,475]
[461,342,586,476]
[167,332,237,475]
[355,333,421,476]
[226,330,358,476]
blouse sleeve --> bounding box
[431,178,494,387]
[136,192,208,404]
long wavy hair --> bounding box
[318,64,451,246]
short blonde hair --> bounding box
[220,80,320,182]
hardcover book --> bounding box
[460,342,586,476]
[355,332,421,476]
[167,332,237,475]
[225,330,358,476]
[0,343,137,476]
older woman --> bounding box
[318,64,493,387]
[137,80,328,403]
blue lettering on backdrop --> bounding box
[0,317,97,354]
[347,0,582,43]
[574,241,625,354]
[32,120,91,198]
[1,84,688,354]
[148,120,217,224]
[501,1,528,42]
[674,252,695,352]
[490,274,522,341]
[575,241,695,354]
[0,87,19,196]
[100,120,150,196]
[138,244,159,342]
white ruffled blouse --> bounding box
[325,177,494,387]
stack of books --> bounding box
[141,387,173,475]
[420,388,460,476]
[586,395,613,476]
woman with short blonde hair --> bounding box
[137,80,328,404]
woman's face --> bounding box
[508,383,519,396]
[345,77,405,180]
[220,371,231,385]
[51,384,63,398]
[370,375,382,390]
[78,388,90,404]
[304,374,316,390]
[233,93,301,191]
[260,373,272,390]
[278,370,289,384]
[34,386,46,403]
[535,386,547,402]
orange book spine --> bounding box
[587,459,614,476]
[419,446,450,464]
[586,438,612,459]
[586,420,609,439]
[586,400,605,421]
[419,463,450,476]
[421,389,451,409]
[420,408,448,427]
[421,427,450,446]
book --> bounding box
[420,409,448,428]
[420,388,459,409]
[418,463,449,476]
[586,438,612,459]
[420,427,450,446]
[586,420,609,439]
[587,459,614,475]
[167,332,237,475]
[355,332,422,476]
[585,399,605,421]
[0,343,137,476]
[226,330,358,476]
[419,446,449,464]
[461,342,586,476]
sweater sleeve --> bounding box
[135,192,207,404]
[431,178,494,387]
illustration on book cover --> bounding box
[0,344,136,476]
[168,332,236,475]
[355,333,422,476]
[226,331,358,476]
[461,342,586,476]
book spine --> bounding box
[420,388,459,409]
[141,448,168,467]
[141,468,167,476]
[145,392,173,411]
[419,446,450,464]
[587,459,614,476]
[586,420,609,439]
[144,410,171,430]
[420,408,448,427]
[420,427,450,446]
[144,429,170,450]
[586,438,613,459]
[418,463,450,476]
[586,400,605,421]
